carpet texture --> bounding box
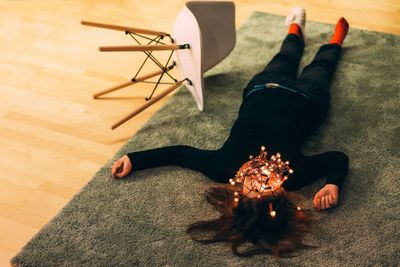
[12,12,399,266]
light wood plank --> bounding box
[0,217,37,251]
[0,245,17,267]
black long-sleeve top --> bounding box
[127,89,349,191]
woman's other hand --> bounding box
[313,184,339,210]
[111,155,132,179]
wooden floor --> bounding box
[0,0,399,266]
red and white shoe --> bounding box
[285,6,306,39]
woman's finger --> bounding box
[111,161,123,178]
[328,194,333,205]
[321,196,326,210]
[112,170,121,179]
[317,198,321,210]
[114,173,123,178]
[120,168,129,177]
[329,194,337,206]
[325,196,330,209]
[111,164,117,175]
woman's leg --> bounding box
[295,44,342,103]
[263,33,304,79]
[295,18,349,104]
[245,33,304,90]
[243,7,306,95]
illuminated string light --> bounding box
[268,202,276,219]
[229,146,302,216]
[232,146,293,196]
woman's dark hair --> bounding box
[186,184,315,257]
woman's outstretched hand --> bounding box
[313,184,339,210]
[111,155,132,179]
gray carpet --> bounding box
[12,12,400,266]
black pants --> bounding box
[243,34,342,104]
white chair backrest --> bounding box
[172,1,236,111]
[185,1,236,72]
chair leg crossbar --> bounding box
[81,20,191,129]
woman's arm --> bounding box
[284,151,349,210]
[112,145,229,182]
[284,151,349,190]
[309,151,348,210]
[112,145,197,179]
[310,151,349,189]
[126,145,196,171]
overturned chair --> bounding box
[81,1,236,129]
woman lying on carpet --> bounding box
[111,7,349,257]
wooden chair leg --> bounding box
[93,65,175,98]
[111,80,185,130]
[98,44,189,52]
[93,81,135,99]
[81,20,168,37]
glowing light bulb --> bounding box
[270,211,276,217]
[297,207,301,211]
[234,192,239,196]
[234,198,239,203]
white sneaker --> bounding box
[285,6,306,38]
